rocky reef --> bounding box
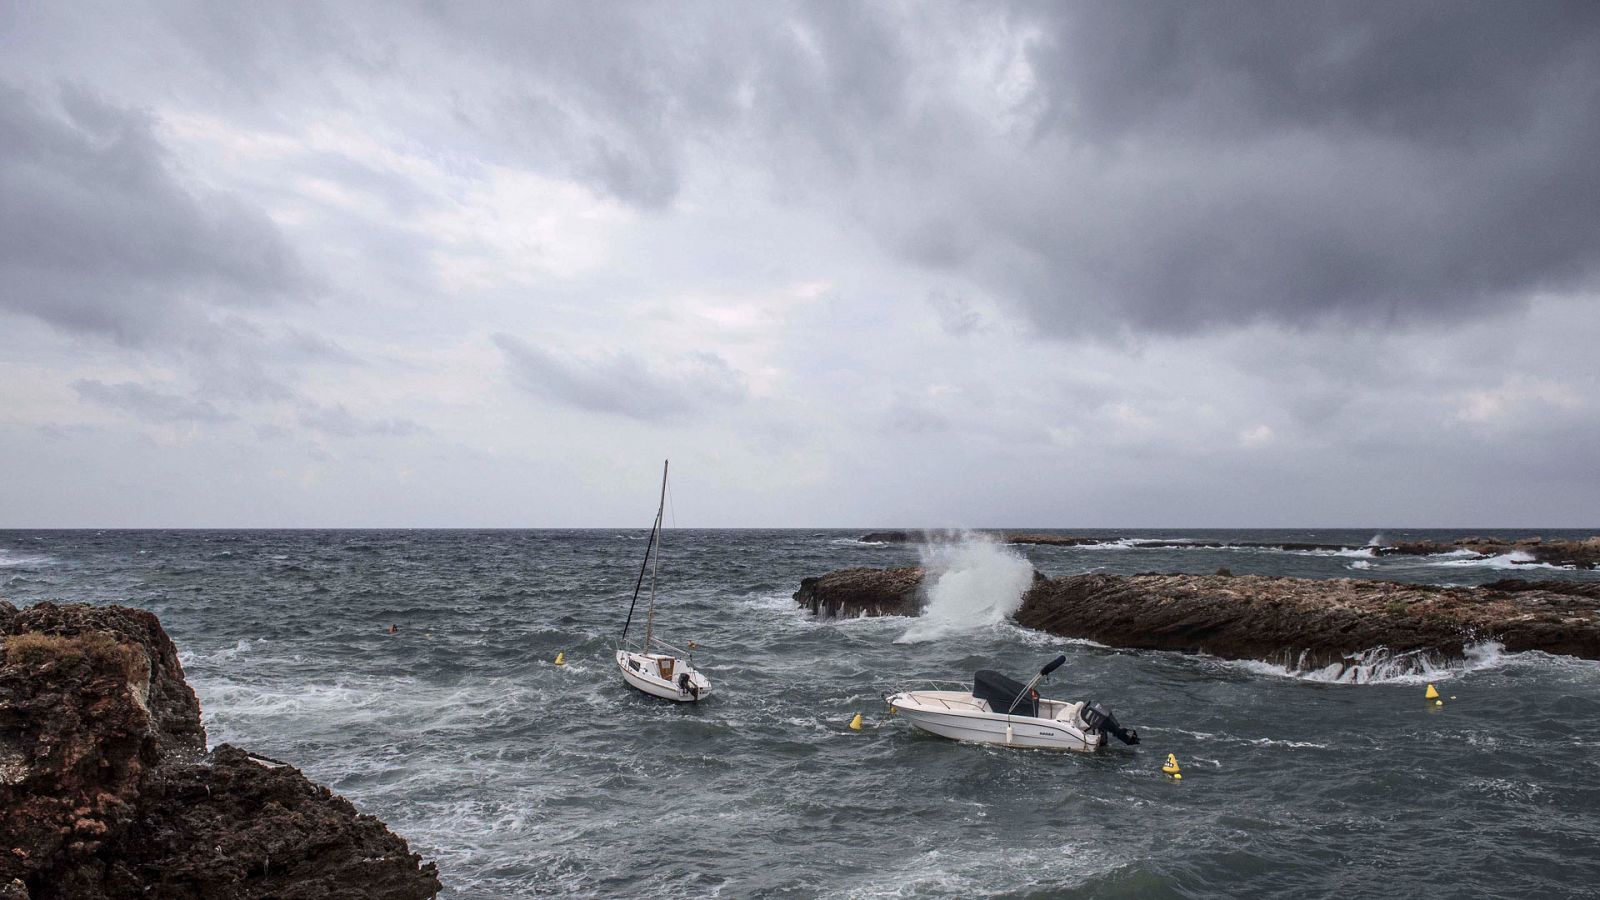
[857,532,1600,568]
[1373,536,1600,569]
[794,567,925,618]
[0,601,440,900]
[795,568,1600,665]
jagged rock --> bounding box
[794,567,925,617]
[792,568,1600,664]
[93,745,438,900]
[0,601,440,899]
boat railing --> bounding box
[646,635,697,659]
[886,680,980,710]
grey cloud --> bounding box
[927,291,986,337]
[11,5,1600,338]
[967,3,1600,334]
[296,402,427,438]
[72,378,234,424]
[494,334,746,421]
[0,82,308,344]
[422,2,1600,334]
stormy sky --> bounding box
[2,2,1597,527]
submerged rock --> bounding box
[793,568,1600,664]
[0,601,440,900]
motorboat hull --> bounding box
[617,650,712,703]
[885,689,1105,752]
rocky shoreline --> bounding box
[795,568,1600,667]
[0,601,441,900]
[856,532,1600,569]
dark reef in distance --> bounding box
[856,532,1600,569]
[797,568,1600,666]
[0,601,440,900]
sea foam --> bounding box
[1226,641,1507,685]
[895,533,1034,644]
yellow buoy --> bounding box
[1162,753,1182,777]
[553,652,565,666]
[1425,683,1439,700]
[849,713,863,731]
[1435,699,1443,706]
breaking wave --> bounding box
[896,533,1034,643]
[1226,641,1507,684]
[1430,551,1569,570]
[0,549,53,568]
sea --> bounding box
[3,528,1598,898]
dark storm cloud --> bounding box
[0,82,308,344]
[401,2,1600,335]
[494,334,746,421]
[10,4,1597,339]
[72,379,234,424]
[970,2,1600,333]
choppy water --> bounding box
[3,528,1599,898]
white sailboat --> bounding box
[615,460,713,702]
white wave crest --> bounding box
[896,533,1034,644]
[1227,641,1506,685]
[178,637,270,667]
[0,549,53,568]
[1430,551,1568,570]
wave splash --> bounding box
[1230,641,1506,685]
[896,533,1034,644]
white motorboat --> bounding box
[614,460,713,703]
[885,655,1138,752]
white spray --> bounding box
[896,532,1035,644]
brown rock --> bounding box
[794,567,926,617]
[0,601,441,899]
[791,568,1600,665]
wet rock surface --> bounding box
[795,568,1600,664]
[0,601,440,900]
[793,567,926,618]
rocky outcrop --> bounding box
[794,567,926,617]
[794,568,1600,664]
[1015,573,1600,665]
[859,531,916,544]
[857,532,1600,567]
[1375,536,1600,569]
[0,601,440,900]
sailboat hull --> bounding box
[617,650,712,702]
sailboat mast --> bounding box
[643,460,668,649]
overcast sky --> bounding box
[2,2,1598,527]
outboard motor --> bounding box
[677,671,700,701]
[1079,701,1139,745]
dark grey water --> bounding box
[3,529,1599,898]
